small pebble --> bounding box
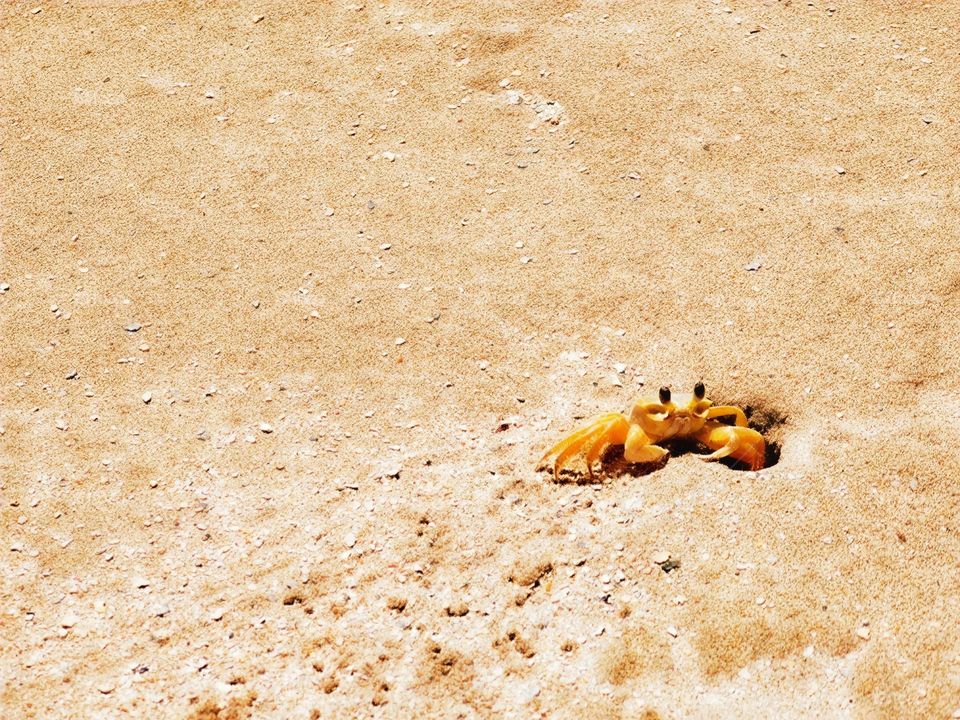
[373,461,402,479]
[651,550,670,565]
[125,323,142,333]
[445,602,469,617]
[97,682,115,694]
[386,596,407,611]
[65,369,78,380]
[344,533,357,548]
[856,626,871,640]
[0,283,9,293]
[666,625,678,638]
[834,165,846,175]
[141,392,152,404]
[55,419,68,431]
[60,613,78,628]
[259,422,274,433]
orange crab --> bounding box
[538,382,766,480]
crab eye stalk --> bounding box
[659,386,671,404]
[694,381,705,400]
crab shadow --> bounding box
[551,448,668,485]
[551,445,676,485]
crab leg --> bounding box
[623,424,670,464]
[539,413,629,480]
[552,425,608,479]
[538,413,622,463]
[693,420,766,471]
[705,405,749,427]
[583,415,631,474]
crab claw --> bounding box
[693,422,766,471]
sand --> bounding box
[2,1,960,718]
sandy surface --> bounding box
[3,1,960,718]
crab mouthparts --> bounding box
[665,415,689,434]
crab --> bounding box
[537,382,766,480]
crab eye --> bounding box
[694,381,705,399]
[659,386,671,404]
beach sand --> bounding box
[2,1,959,717]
